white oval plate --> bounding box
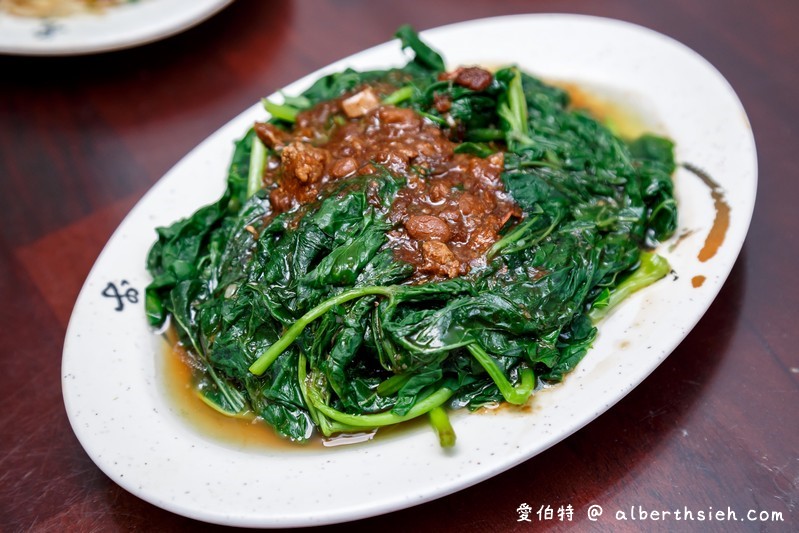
[62,14,757,527]
[0,0,232,56]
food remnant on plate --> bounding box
[146,26,678,448]
[682,163,730,263]
[1,0,132,17]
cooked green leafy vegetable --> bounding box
[146,27,677,447]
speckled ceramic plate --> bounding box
[0,0,232,56]
[62,14,757,527]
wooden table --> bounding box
[1,0,796,530]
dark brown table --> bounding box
[1,0,796,530]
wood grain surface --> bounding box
[1,0,796,531]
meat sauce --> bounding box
[255,72,520,282]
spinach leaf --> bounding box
[395,24,446,73]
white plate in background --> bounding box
[0,0,232,55]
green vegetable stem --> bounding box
[589,252,671,322]
[249,286,396,375]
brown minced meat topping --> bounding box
[255,74,521,282]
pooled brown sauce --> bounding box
[691,275,706,288]
[683,163,730,262]
[557,82,654,139]
[162,333,435,450]
[161,335,312,451]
